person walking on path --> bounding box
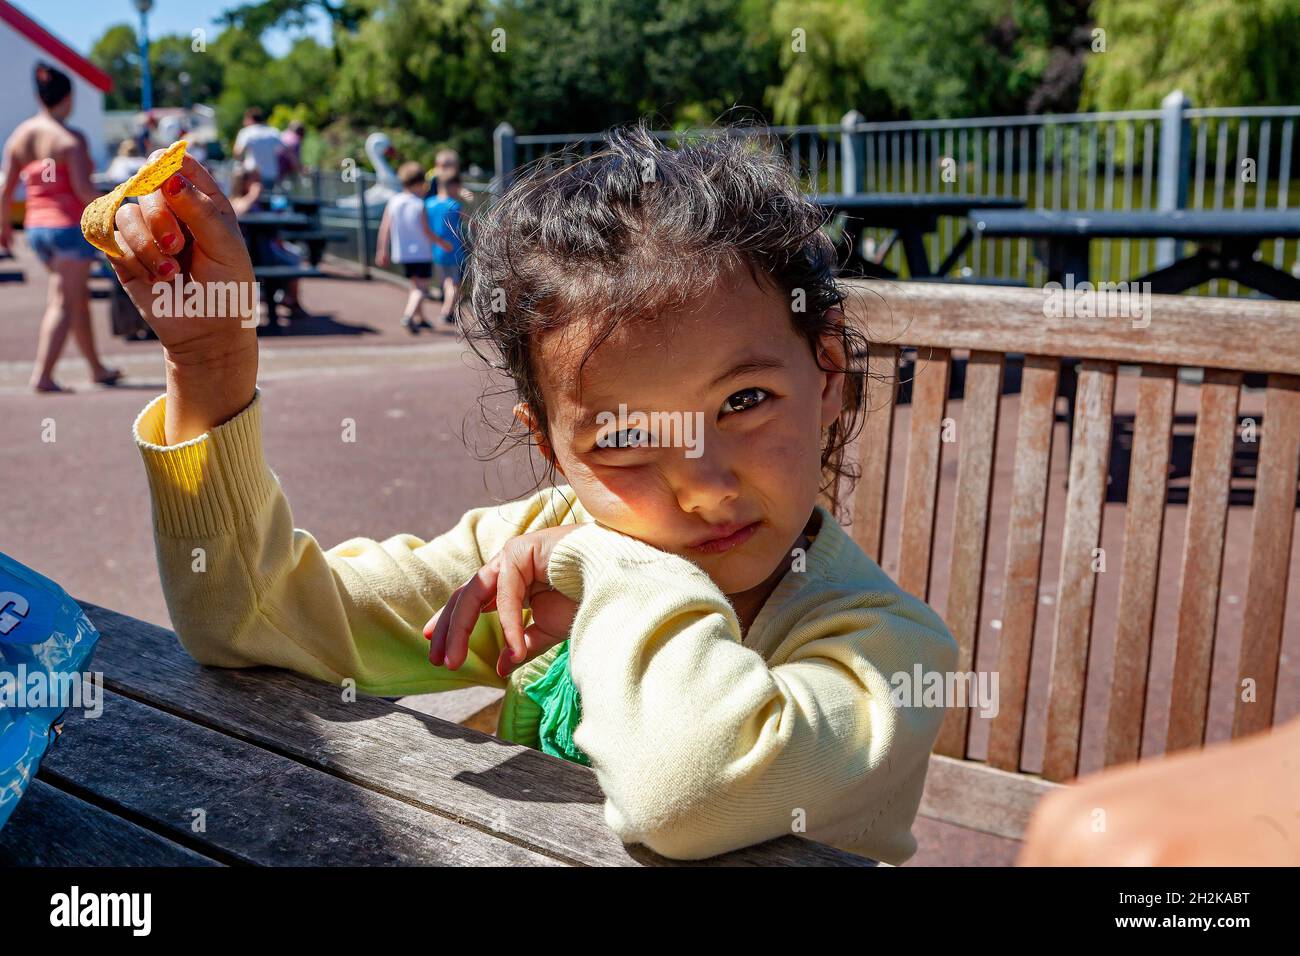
[375,161,451,333]
[0,62,122,393]
[424,169,465,325]
[233,107,282,190]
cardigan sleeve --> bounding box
[546,522,958,864]
[133,387,579,696]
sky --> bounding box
[12,0,332,58]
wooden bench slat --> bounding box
[897,347,952,599]
[919,754,1062,842]
[1105,365,1177,767]
[1168,369,1243,753]
[844,280,1300,376]
[1233,373,1300,738]
[935,350,1004,758]
[40,689,562,866]
[76,602,869,867]
[988,355,1061,772]
[0,779,220,867]
[848,345,899,563]
[1043,360,1118,782]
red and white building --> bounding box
[0,0,113,167]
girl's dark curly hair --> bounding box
[458,121,870,523]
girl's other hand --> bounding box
[108,153,256,361]
[425,525,582,678]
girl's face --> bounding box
[521,266,846,597]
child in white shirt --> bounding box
[375,161,451,332]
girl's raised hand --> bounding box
[425,525,581,678]
[108,153,256,359]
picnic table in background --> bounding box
[0,602,873,867]
[815,193,1025,281]
[971,208,1300,298]
[285,197,325,217]
[277,197,350,266]
[236,211,325,334]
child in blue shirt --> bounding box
[424,171,465,325]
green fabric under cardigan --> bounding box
[494,640,589,765]
[522,641,590,765]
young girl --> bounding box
[112,127,957,865]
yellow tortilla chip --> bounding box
[81,140,188,257]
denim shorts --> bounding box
[26,226,98,266]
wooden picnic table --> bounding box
[237,210,315,249]
[0,601,873,867]
[235,211,326,334]
[814,193,1025,280]
[286,196,326,216]
[971,208,1300,298]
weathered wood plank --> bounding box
[39,689,561,866]
[898,347,952,599]
[1105,365,1177,768]
[919,754,1062,842]
[1233,374,1300,738]
[843,280,1300,375]
[848,345,900,563]
[0,779,220,867]
[988,356,1061,772]
[1168,370,1242,754]
[935,350,1003,758]
[1043,361,1117,782]
[75,601,871,867]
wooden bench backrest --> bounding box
[840,281,1300,796]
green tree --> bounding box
[331,0,508,165]
[148,34,225,109]
[211,26,274,136]
[221,0,366,66]
[643,0,777,125]
[92,24,228,112]
[90,23,142,110]
[1083,0,1300,109]
[496,0,653,134]
[766,0,1092,123]
[767,0,879,124]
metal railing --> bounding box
[494,94,1300,296]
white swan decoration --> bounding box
[337,132,400,209]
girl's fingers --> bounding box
[496,623,565,678]
[107,240,151,290]
[493,560,528,664]
[442,568,496,671]
[106,244,157,316]
[114,202,178,280]
[523,622,565,659]
[159,169,247,267]
[529,587,577,636]
[173,154,232,209]
[138,190,186,258]
[428,585,461,665]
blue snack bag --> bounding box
[0,551,100,831]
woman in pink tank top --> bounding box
[0,63,122,393]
